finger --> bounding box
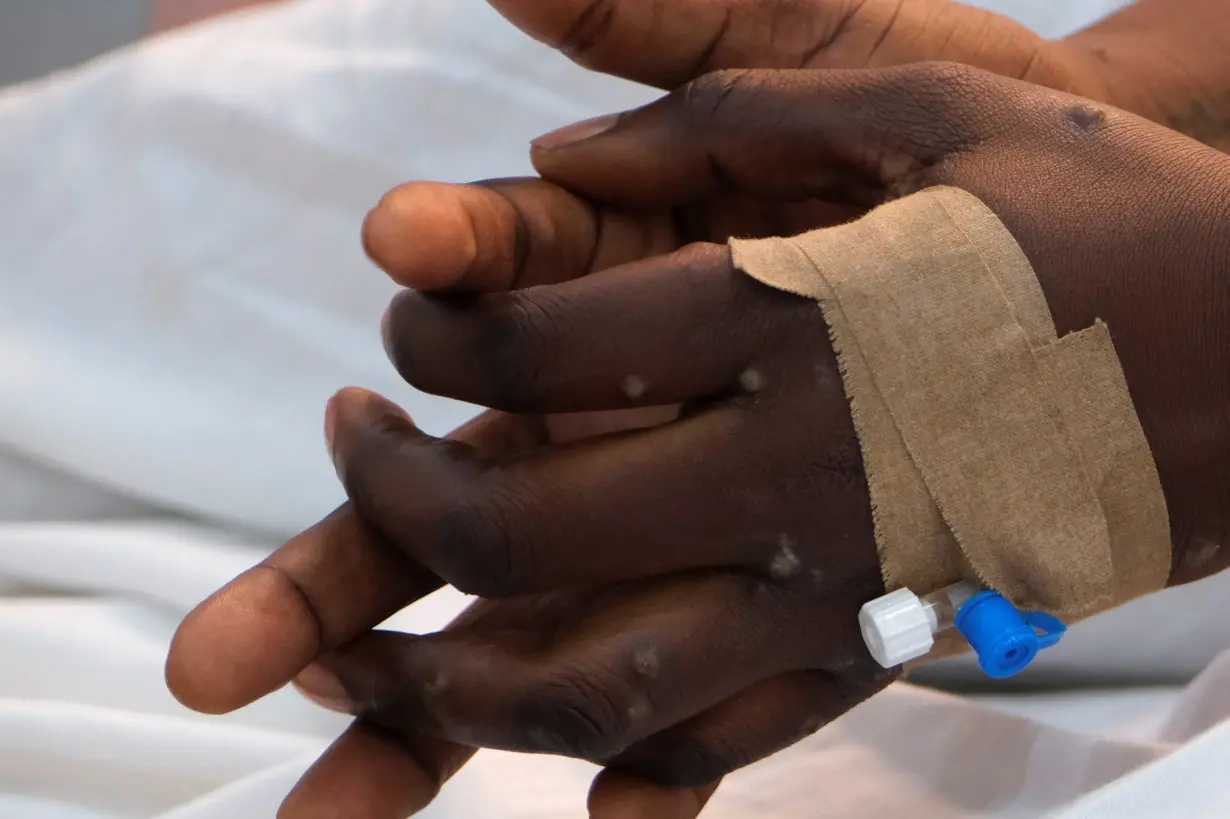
[589,771,720,819]
[294,570,876,761]
[487,0,874,89]
[329,379,868,596]
[285,589,721,819]
[279,722,474,819]
[280,723,714,819]
[362,178,679,292]
[382,243,817,414]
[165,409,548,714]
[166,505,437,715]
[531,64,999,210]
[606,668,893,787]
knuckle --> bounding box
[904,60,986,97]
[517,667,635,760]
[846,61,992,190]
[875,61,988,138]
[901,61,996,143]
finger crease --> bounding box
[505,196,533,290]
[363,720,450,791]
[581,196,607,275]
[253,563,330,653]
[559,0,618,59]
[799,0,869,68]
[866,0,904,61]
[682,6,735,86]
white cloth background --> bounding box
[6,0,1230,817]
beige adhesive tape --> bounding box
[730,187,1170,624]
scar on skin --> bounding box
[528,727,553,750]
[770,536,802,580]
[622,375,647,400]
[424,672,449,696]
[1184,538,1221,568]
[633,647,661,679]
[740,367,767,393]
[815,362,837,387]
[1066,104,1106,133]
[798,716,827,739]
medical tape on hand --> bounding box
[730,187,1170,625]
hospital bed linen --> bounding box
[4,0,1230,816]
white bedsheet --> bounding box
[6,0,1230,817]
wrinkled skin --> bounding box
[165,2,1230,819]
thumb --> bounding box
[487,0,859,89]
[489,0,1065,94]
[530,63,998,211]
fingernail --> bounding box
[293,664,355,714]
[532,113,622,151]
[323,394,340,467]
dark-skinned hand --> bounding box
[166,2,1230,818]
[183,64,1230,819]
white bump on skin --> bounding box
[626,696,652,723]
[424,672,449,696]
[798,716,826,740]
[622,375,647,400]
[740,367,766,393]
[770,535,802,580]
[1185,539,1222,567]
[633,647,661,679]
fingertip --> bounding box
[279,724,453,819]
[293,664,356,715]
[377,293,469,397]
[330,387,414,425]
[165,566,323,715]
[363,183,480,291]
[588,770,717,819]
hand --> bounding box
[165,3,1230,818]
[167,404,709,819]
[165,175,709,816]
[297,62,1230,807]
[484,0,1230,152]
[485,0,1094,94]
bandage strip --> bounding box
[730,187,1170,624]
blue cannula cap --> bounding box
[955,591,1067,679]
